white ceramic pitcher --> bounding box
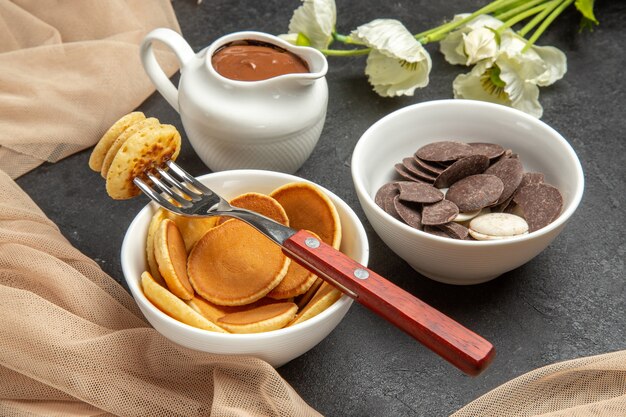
[140,28,329,173]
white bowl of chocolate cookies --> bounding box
[351,99,584,285]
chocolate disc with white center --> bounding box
[446,174,504,212]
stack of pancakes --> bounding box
[144,183,343,333]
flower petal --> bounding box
[440,30,468,65]
[453,61,511,106]
[351,19,427,61]
[498,54,544,118]
[532,44,567,86]
[463,27,498,65]
[287,0,336,49]
[365,49,431,97]
[352,19,432,97]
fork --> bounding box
[134,161,495,376]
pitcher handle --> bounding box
[140,28,195,113]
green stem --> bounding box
[416,0,521,43]
[497,1,553,33]
[518,0,563,37]
[524,0,574,50]
[320,48,372,57]
[332,32,366,46]
[495,0,549,21]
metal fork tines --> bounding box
[133,160,221,216]
[133,160,296,244]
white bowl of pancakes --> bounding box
[121,169,369,367]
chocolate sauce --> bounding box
[212,40,309,81]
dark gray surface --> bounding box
[16,1,626,416]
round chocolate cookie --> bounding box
[446,174,504,212]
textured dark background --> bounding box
[16,1,626,416]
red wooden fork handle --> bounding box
[282,230,495,376]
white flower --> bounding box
[452,31,567,118]
[282,0,336,49]
[499,32,567,86]
[440,14,505,66]
[350,19,432,97]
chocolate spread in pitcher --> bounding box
[212,40,309,81]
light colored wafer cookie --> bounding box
[270,182,342,249]
[154,219,195,300]
[288,282,341,326]
[141,271,227,333]
[146,208,168,286]
[187,219,290,306]
[100,117,160,178]
[105,123,181,199]
[217,302,298,333]
[89,112,145,172]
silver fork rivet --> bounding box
[354,268,369,280]
[305,237,320,249]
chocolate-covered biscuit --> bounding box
[421,200,459,225]
[469,142,505,160]
[393,195,423,230]
[402,158,438,182]
[415,141,474,163]
[513,183,563,232]
[413,157,445,175]
[398,181,443,204]
[446,174,504,212]
[436,221,470,240]
[484,158,524,205]
[433,154,490,188]
[394,163,432,184]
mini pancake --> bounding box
[295,277,323,309]
[187,295,281,322]
[268,230,320,299]
[288,282,342,326]
[154,219,194,300]
[270,182,341,249]
[217,192,289,226]
[141,271,227,333]
[217,302,298,333]
[100,117,160,178]
[169,215,218,253]
[187,219,290,306]
[146,208,168,286]
[88,112,145,172]
[105,123,181,200]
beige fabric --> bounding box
[0,168,321,417]
[0,0,181,179]
[452,350,626,416]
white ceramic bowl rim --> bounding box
[121,169,366,341]
[351,99,585,246]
